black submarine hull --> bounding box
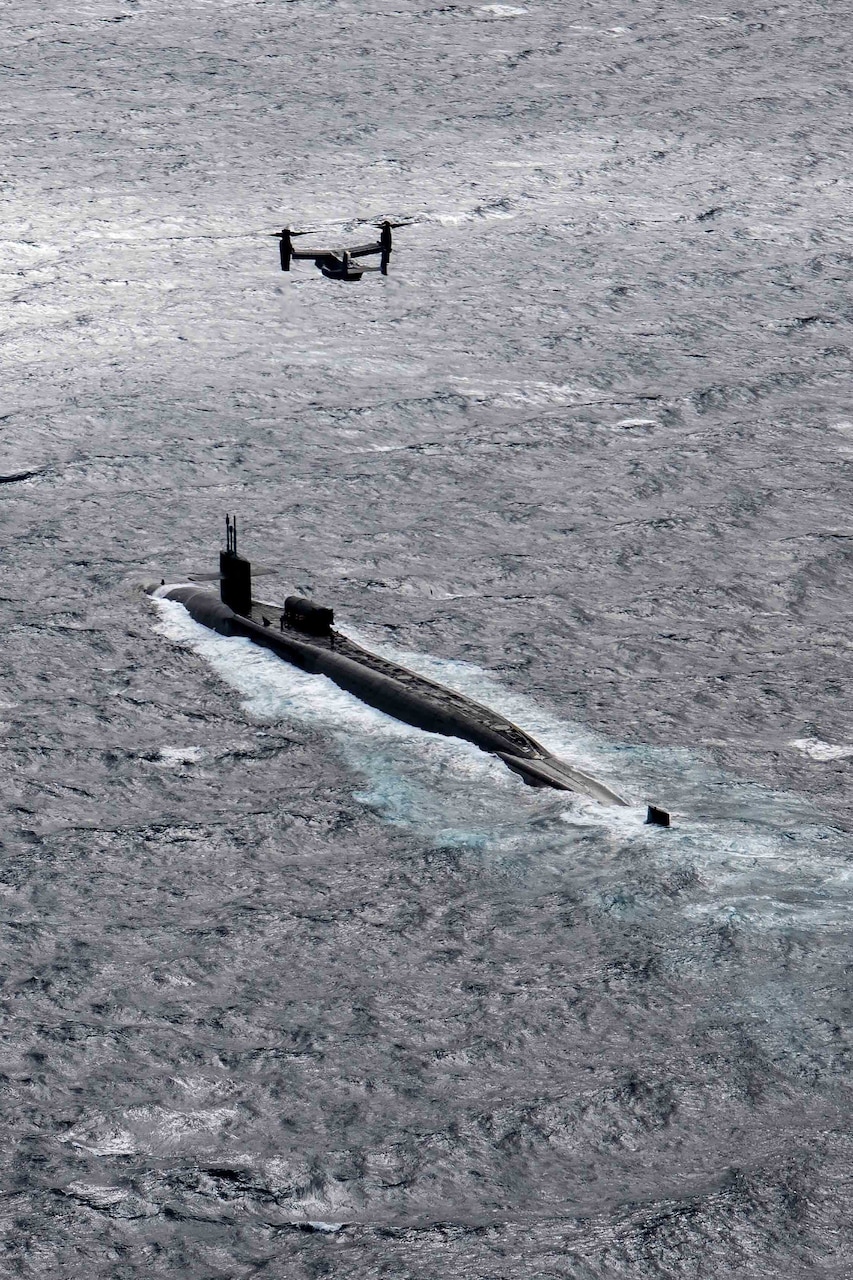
[149,584,670,824]
[160,585,549,758]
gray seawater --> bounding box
[2,0,852,1274]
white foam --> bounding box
[790,737,853,762]
[158,746,205,766]
[65,1183,132,1209]
[450,375,605,408]
[65,1125,138,1157]
[151,1106,239,1144]
[613,417,659,430]
[152,581,196,598]
[435,209,517,226]
[479,4,528,13]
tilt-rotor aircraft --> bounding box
[272,220,406,280]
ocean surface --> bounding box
[2,0,852,1274]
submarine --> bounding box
[146,517,671,826]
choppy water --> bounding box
[2,0,852,1274]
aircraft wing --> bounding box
[348,240,381,258]
[291,246,340,260]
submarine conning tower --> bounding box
[220,514,252,616]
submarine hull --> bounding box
[159,586,551,759]
[149,584,671,825]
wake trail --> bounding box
[151,598,847,931]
